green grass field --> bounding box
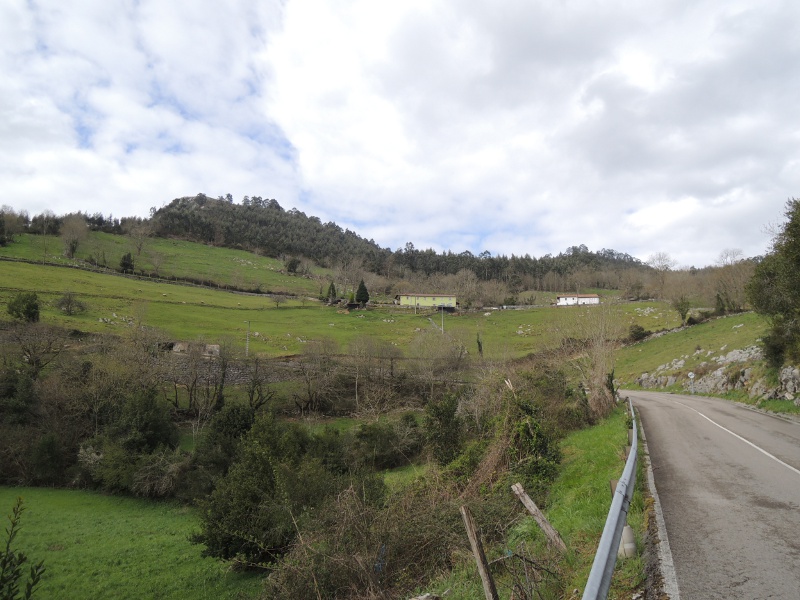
[615,311,768,385]
[0,253,683,360]
[1,232,324,296]
[0,487,262,600]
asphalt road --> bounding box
[627,390,800,600]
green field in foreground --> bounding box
[0,488,262,600]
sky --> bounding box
[2,0,798,268]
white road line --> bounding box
[674,400,800,477]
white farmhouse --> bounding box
[556,294,601,306]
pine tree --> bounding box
[326,282,337,303]
[355,280,369,306]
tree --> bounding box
[126,222,151,257]
[355,279,369,306]
[7,293,39,323]
[292,339,339,415]
[326,281,337,303]
[120,252,134,274]
[285,257,301,274]
[148,251,166,277]
[671,294,691,324]
[647,252,676,299]
[747,199,800,367]
[60,214,88,259]
[55,292,86,316]
[555,303,626,419]
[1,498,46,599]
[713,249,753,313]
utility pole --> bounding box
[441,305,445,333]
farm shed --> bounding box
[394,293,457,308]
[555,294,600,306]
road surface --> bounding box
[627,390,800,600]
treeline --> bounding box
[148,194,645,286]
[3,196,759,308]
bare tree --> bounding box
[713,248,753,313]
[8,323,68,379]
[61,214,88,259]
[293,339,339,415]
[127,222,152,256]
[148,251,166,277]
[243,357,275,410]
[647,252,677,299]
[554,303,626,419]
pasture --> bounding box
[0,254,683,359]
[0,487,262,600]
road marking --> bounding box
[675,401,800,477]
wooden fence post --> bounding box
[510,482,567,552]
[460,505,499,600]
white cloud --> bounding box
[2,0,796,266]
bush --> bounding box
[424,393,462,465]
[350,416,422,470]
[7,293,39,323]
[628,324,650,342]
[193,414,357,566]
[119,252,134,274]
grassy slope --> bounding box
[0,487,261,600]
[0,254,680,360]
[615,312,769,386]
[2,232,323,296]
[428,408,644,599]
[544,408,645,598]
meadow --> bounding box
[0,487,262,600]
[0,250,683,359]
[615,311,768,386]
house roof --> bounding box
[395,293,456,298]
[556,294,600,298]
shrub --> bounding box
[193,414,358,567]
[424,393,462,465]
[7,293,39,323]
[1,498,46,600]
[628,324,650,342]
[350,417,422,470]
[119,252,134,274]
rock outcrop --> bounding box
[636,345,800,406]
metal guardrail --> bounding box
[582,397,639,600]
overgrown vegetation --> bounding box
[0,198,777,598]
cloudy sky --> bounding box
[2,0,797,267]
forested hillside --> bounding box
[149,194,646,288]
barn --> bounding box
[555,294,601,306]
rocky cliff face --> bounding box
[636,345,800,406]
